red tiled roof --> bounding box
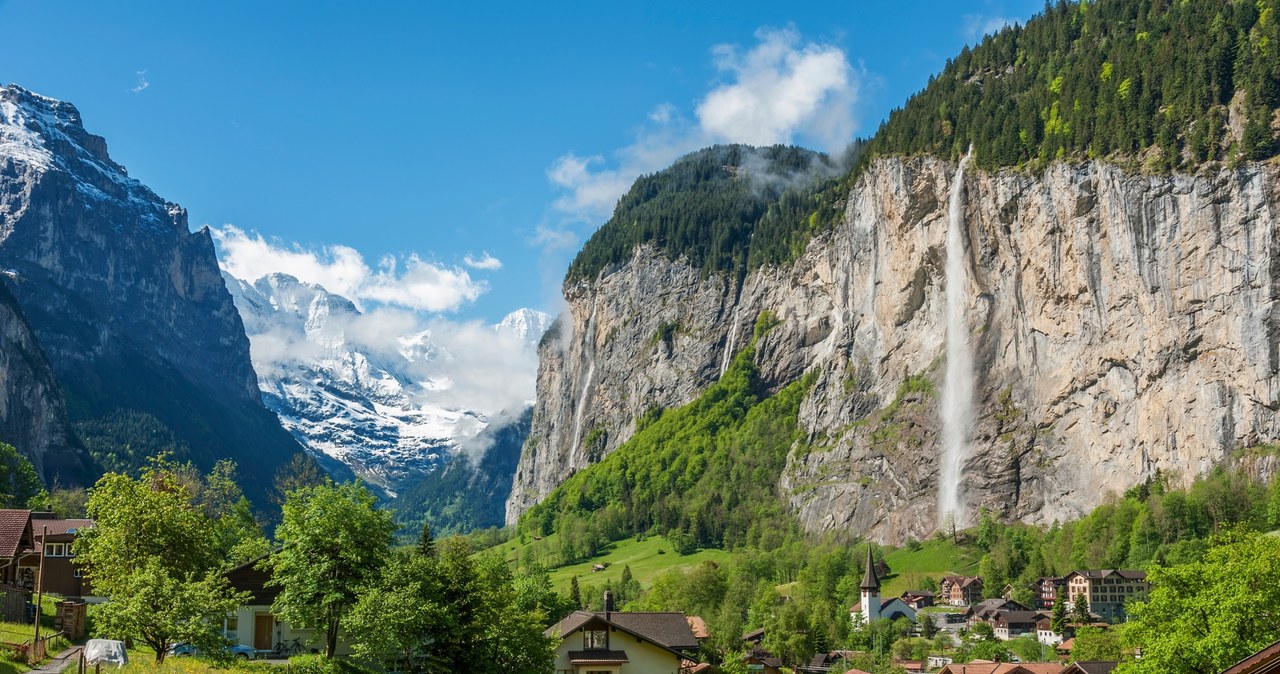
[686,615,710,639]
[0,510,30,558]
[1222,639,1280,674]
[29,518,93,537]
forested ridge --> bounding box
[566,0,1280,286]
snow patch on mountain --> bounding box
[223,271,550,495]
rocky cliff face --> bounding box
[0,84,302,497]
[0,281,87,482]
[508,156,1280,543]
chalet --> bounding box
[796,650,861,673]
[965,598,1032,627]
[988,610,1047,641]
[743,648,784,674]
[1037,577,1067,609]
[852,549,916,625]
[1221,638,1280,674]
[929,655,955,669]
[20,514,94,598]
[1060,663,1118,674]
[547,591,700,674]
[900,590,936,609]
[940,575,984,605]
[937,663,1063,674]
[1063,570,1149,622]
[0,509,34,586]
[223,553,350,656]
[1035,616,1069,646]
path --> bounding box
[27,646,81,674]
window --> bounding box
[583,629,607,649]
[226,615,239,632]
[45,543,66,557]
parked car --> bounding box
[168,642,256,660]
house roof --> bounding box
[742,627,766,642]
[991,610,1046,624]
[902,590,936,597]
[943,575,984,588]
[28,517,93,537]
[223,551,280,605]
[1061,662,1118,674]
[860,547,879,590]
[546,610,699,653]
[939,664,1063,674]
[852,597,914,614]
[1222,639,1280,674]
[0,510,30,558]
[1066,569,1146,582]
[686,615,709,639]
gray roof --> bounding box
[860,547,879,590]
[546,610,699,652]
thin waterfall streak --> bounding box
[939,147,973,527]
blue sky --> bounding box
[0,0,1043,322]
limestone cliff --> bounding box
[508,156,1280,543]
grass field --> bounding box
[879,537,981,597]
[496,534,732,591]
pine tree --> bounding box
[1051,591,1068,635]
[1071,592,1091,625]
[418,521,435,557]
[920,614,939,639]
[569,575,582,610]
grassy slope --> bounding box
[880,538,981,598]
[499,534,732,590]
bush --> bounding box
[285,655,378,674]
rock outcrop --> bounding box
[0,84,302,498]
[508,156,1280,543]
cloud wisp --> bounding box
[130,71,150,94]
[545,26,861,226]
[463,252,503,270]
[962,14,1016,42]
[212,225,487,313]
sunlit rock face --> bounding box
[510,155,1280,544]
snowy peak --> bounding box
[222,270,552,495]
[0,84,177,233]
[497,308,554,348]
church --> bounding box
[851,548,917,625]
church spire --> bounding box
[860,546,879,591]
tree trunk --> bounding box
[327,620,338,658]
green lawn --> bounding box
[879,537,981,597]
[497,534,732,591]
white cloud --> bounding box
[546,26,861,224]
[463,252,503,270]
[963,15,1015,41]
[130,71,150,94]
[211,225,486,313]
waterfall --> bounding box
[569,305,598,455]
[939,148,973,528]
[719,305,741,377]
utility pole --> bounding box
[33,525,47,644]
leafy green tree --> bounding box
[920,614,939,639]
[1073,626,1125,662]
[568,575,582,609]
[92,558,247,663]
[75,459,250,663]
[1117,530,1280,674]
[346,551,449,672]
[268,480,394,658]
[0,442,44,508]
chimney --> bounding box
[603,590,615,615]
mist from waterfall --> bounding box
[939,148,973,528]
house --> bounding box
[895,660,925,672]
[940,575,984,605]
[1221,638,1280,674]
[1060,663,1118,674]
[742,647,783,674]
[853,548,917,625]
[20,513,94,598]
[1038,577,1067,609]
[929,655,955,669]
[547,591,700,674]
[0,509,34,586]
[742,627,766,646]
[1036,616,1069,646]
[900,590,936,609]
[965,598,1032,627]
[223,553,350,656]
[1063,570,1149,622]
[937,663,1063,674]
[988,610,1047,641]
[797,650,861,673]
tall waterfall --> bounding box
[938,148,973,528]
[570,305,598,456]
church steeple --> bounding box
[860,546,879,591]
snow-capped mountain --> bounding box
[223,271,550,495]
